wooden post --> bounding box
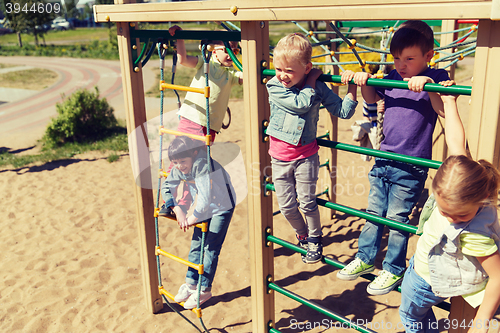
[322,21,339,219]
[467,19,500,166]
[115,0,162,313]
[241,21,275,333]
[448,297,478,333]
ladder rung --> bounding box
[159,127,211,145]
[156,247,204,275]
[159,286,202,317]
[160,81,210,98]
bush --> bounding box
[43,86,118,148]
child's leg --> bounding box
[399,257,445,333]
[185,210,233,290]
[383,162,428,276]
[271,158,308,237]
[295,153,320,237]
[356,159,390,265]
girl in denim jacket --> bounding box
[399,93,500,333]
[161,136,236,310]
[266,33,358,263]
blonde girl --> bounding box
[399,91,500,333]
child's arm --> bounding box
[353,72,381,104]
[405,76,452,117]
[341,70,357,103]
[470,252,500,333]
[161,177,189,230]
[441,83,466,156]
[168,25,198,68]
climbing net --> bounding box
[291,20,478,74]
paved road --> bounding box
[0,56,168,152]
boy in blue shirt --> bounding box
[337,20,452,295]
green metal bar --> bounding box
[268,282,377,333]
[269,328,280,333]
[336,20,442,28]
[224,41,243,71]
[266,183,418,234]
[317,139,442,169]
[133,40,148,66]
[317,132,330,139]
[130,29,241,43]
[262,69,471,96]
[319,160,329,168]
[266,234,451,312]
[317,198,418,234]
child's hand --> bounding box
[438,79,456,87]
[437,80,458,103]
[169,25,182,36]
[341,70,356,85]
[173,206,188,231]
[352,72,372,86]
[405,76,434,93]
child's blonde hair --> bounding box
[433,155,500,206]
[273,33,312,67]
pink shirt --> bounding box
[268,136,319,161]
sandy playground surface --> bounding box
[1,60,493,333]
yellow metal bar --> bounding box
[205,135,212,146]
[159,170,169,178]
[159,126,208,143]
[156,247,204,275]
[196,221,209,232]
[204,86,210,98]
[160,80,205,95]
[158,286,202,317]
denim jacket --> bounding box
[266,76,358,146]
[161,150,236,220]
[418,195,500,297]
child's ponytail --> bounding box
[433,155,500,207]
[478,159,500,205]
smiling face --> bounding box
[434,192,482,224]
[393,45,433,79]
[273,56,312,89]
[172,157,194,175]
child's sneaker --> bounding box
[366,270,403,295]
[183,290,212,309]
[158,203,175,218]
[174,283,195,303]
[305,237,322,264]
[336,258,374,281]
[296,235,308,263]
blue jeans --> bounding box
[356,158,428,276]
[185,209,233,289]
[399,257,446,332]
[271,153,321,238]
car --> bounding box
[0,23,13,35]
[51,17,71,31]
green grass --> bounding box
[0,27,110,45]
[0,128,128,169]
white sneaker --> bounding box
[174,283,196,303]
[183,290,212,310]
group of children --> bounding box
[158,21,500,331]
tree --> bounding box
[0,0,55,47]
